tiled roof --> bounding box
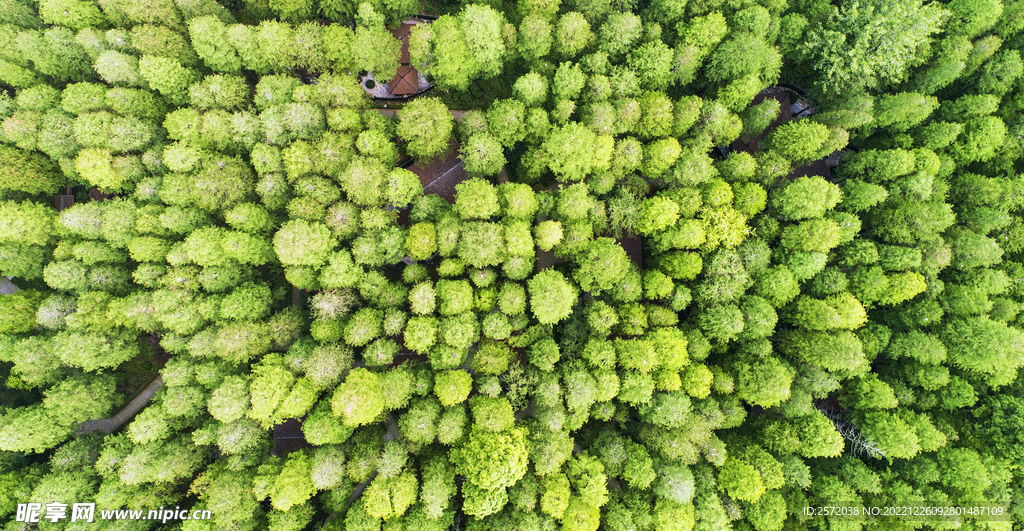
[389,65,420,96]
[407,138,469,203]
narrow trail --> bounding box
[76,376,163,435]
[0,277,19,294]
[346,414,402,507]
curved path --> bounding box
[346,414,401,507]
[0,277,19,294]
[80,289,301,436]
[76,375,163,435]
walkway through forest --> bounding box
[76,376,163,435]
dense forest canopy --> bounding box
[0,0,1023,529]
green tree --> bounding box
[941,316,1024,387]
[543,123,596,182]
[514,72,549,106]
[696,304,745,343]
[528,337,561,371]
[412,15,476,91]
[717,456,765,503]
[627,41,675,90]
[857,411,920,459]
[364,469,419,520]
[804,0,946,94]
[331,368,385,427]
[499,182,538,219]
[0,405,72,453]
[462,481,509,517]
[434,369,473,406]
[73,149,130,192]
[0,290,43,334]
[528,269,578,324]
[461,133,506,177]
[0,201,54,247]
[734,356,795,408]
[0,144,63,194]
[18,28,93,83]
[43,373,116,424]
[460,4,508,77]
[452,427,529,490]
[38,0,107,29]
[642,138,682,178]
[188,15,241,73]
[518,14,553,63]
[398,97,454,161]
[771,176,843,220]
[385,168,422,208]
[553,62,586,101]
[138,55,197,105]
[573,238,630,294]
[761,121,832,166]
[597,12,642,60]
[470,396,515,432]
[487,99,527,148]
[353,3,401,80]
[458,222,507,267]
[945,0,1002,37]
[274,220,336,268]
[739,97,781,143]
[270,0,315,23]
[535,221,564,251]
[268,451,317,511]
[554,12,594,59]
[406,222,437,261]
[637,196,680,235]
[873,92,938,131]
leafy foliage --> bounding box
[0,1,1022,530]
